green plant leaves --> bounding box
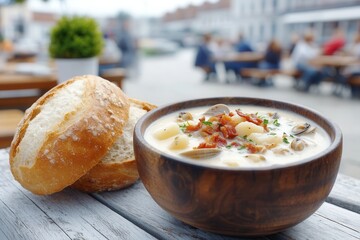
[49,16,103,58]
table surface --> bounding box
[0,148,359,240]
[0,63,125,109]
[310,55,359,68]
[215,52,264,63]
[0,63,57,91]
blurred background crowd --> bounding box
[1,0,359,96]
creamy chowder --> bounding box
[144,104,331,168]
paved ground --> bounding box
[124,49,360,179]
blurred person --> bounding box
[209,37,232,59]
[344,33,360,98]
[225,33,257,80]
[322,25,346,56]
[99,33,122,74]
[291,31,323,92]
[117,20,137,70]
[194,33,216,81]
[255,39,283,87]
[234,33,253,52]
[260,39,282,70]
[289,33,299,55]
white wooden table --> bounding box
[0,148,359,240]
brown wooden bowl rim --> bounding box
[134,97,342,171]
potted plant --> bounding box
[49,16,103,83]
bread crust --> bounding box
[10,75,130,195]
[72,98,156,192]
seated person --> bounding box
[291,32,323,92]
[323,26,345,56]
[194,33,216,80]
[254,39,282,87]
[260,39,282,70]
[224,33,258,79]
[99,33,122,74]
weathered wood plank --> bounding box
[327,174,360,214]
[0,170,71,240]
[95,181,360,240]
[94,182,271,240]
[1,148,360,240]
[0,149,155,240]
[268,203,360,240]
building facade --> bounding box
[162,0,360,49]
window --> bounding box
[261,0,266,13]
[272,0,278,12]
[259,23,264,42]
[271,21,277,37]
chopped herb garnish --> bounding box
[273,119,280,127]
[290,134,295,138]
[263,119,269,125]
[283,137,289,144]
[179,123,187,132]
[188,134,192,137]
[243,135,248,139]
[202,121,212,126]
[226,145,232,149]
[238,146,246,150]
[269,132,277,135]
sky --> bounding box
[28,0,216,18]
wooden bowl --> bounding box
[133,97,342,236]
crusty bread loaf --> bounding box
[72,98,156,192]
[9,75,130,195]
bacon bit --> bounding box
[219,114,232,126]
[220,126,228,138]
[229,112,235,117]
[245,143,265,153]
[230,142,240,147]
[201,125,215,135]
[220,125,238,139]
[263,124,269,132]
[186,122,202,132]
[197,142,217,149]
[236,110,263,125]
[211,133,227,146]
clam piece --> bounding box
[291,138,307,151]
[178,112,193,121]
[204,104,230,116]
[180,148,221,159]
[245,154,266,163]
[272,148,291,155]
[291,123,316,135]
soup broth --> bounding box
[144,105,331,168]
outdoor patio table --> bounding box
[0,148,359,240]
[215,52,264,63]
[310,55,359,95]
[0,71,57,109]
[0,63,125,109]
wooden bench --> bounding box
[0,109,24,148]
[241,68,280,80]
[348,76,360,86]
[240,68,301,86]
